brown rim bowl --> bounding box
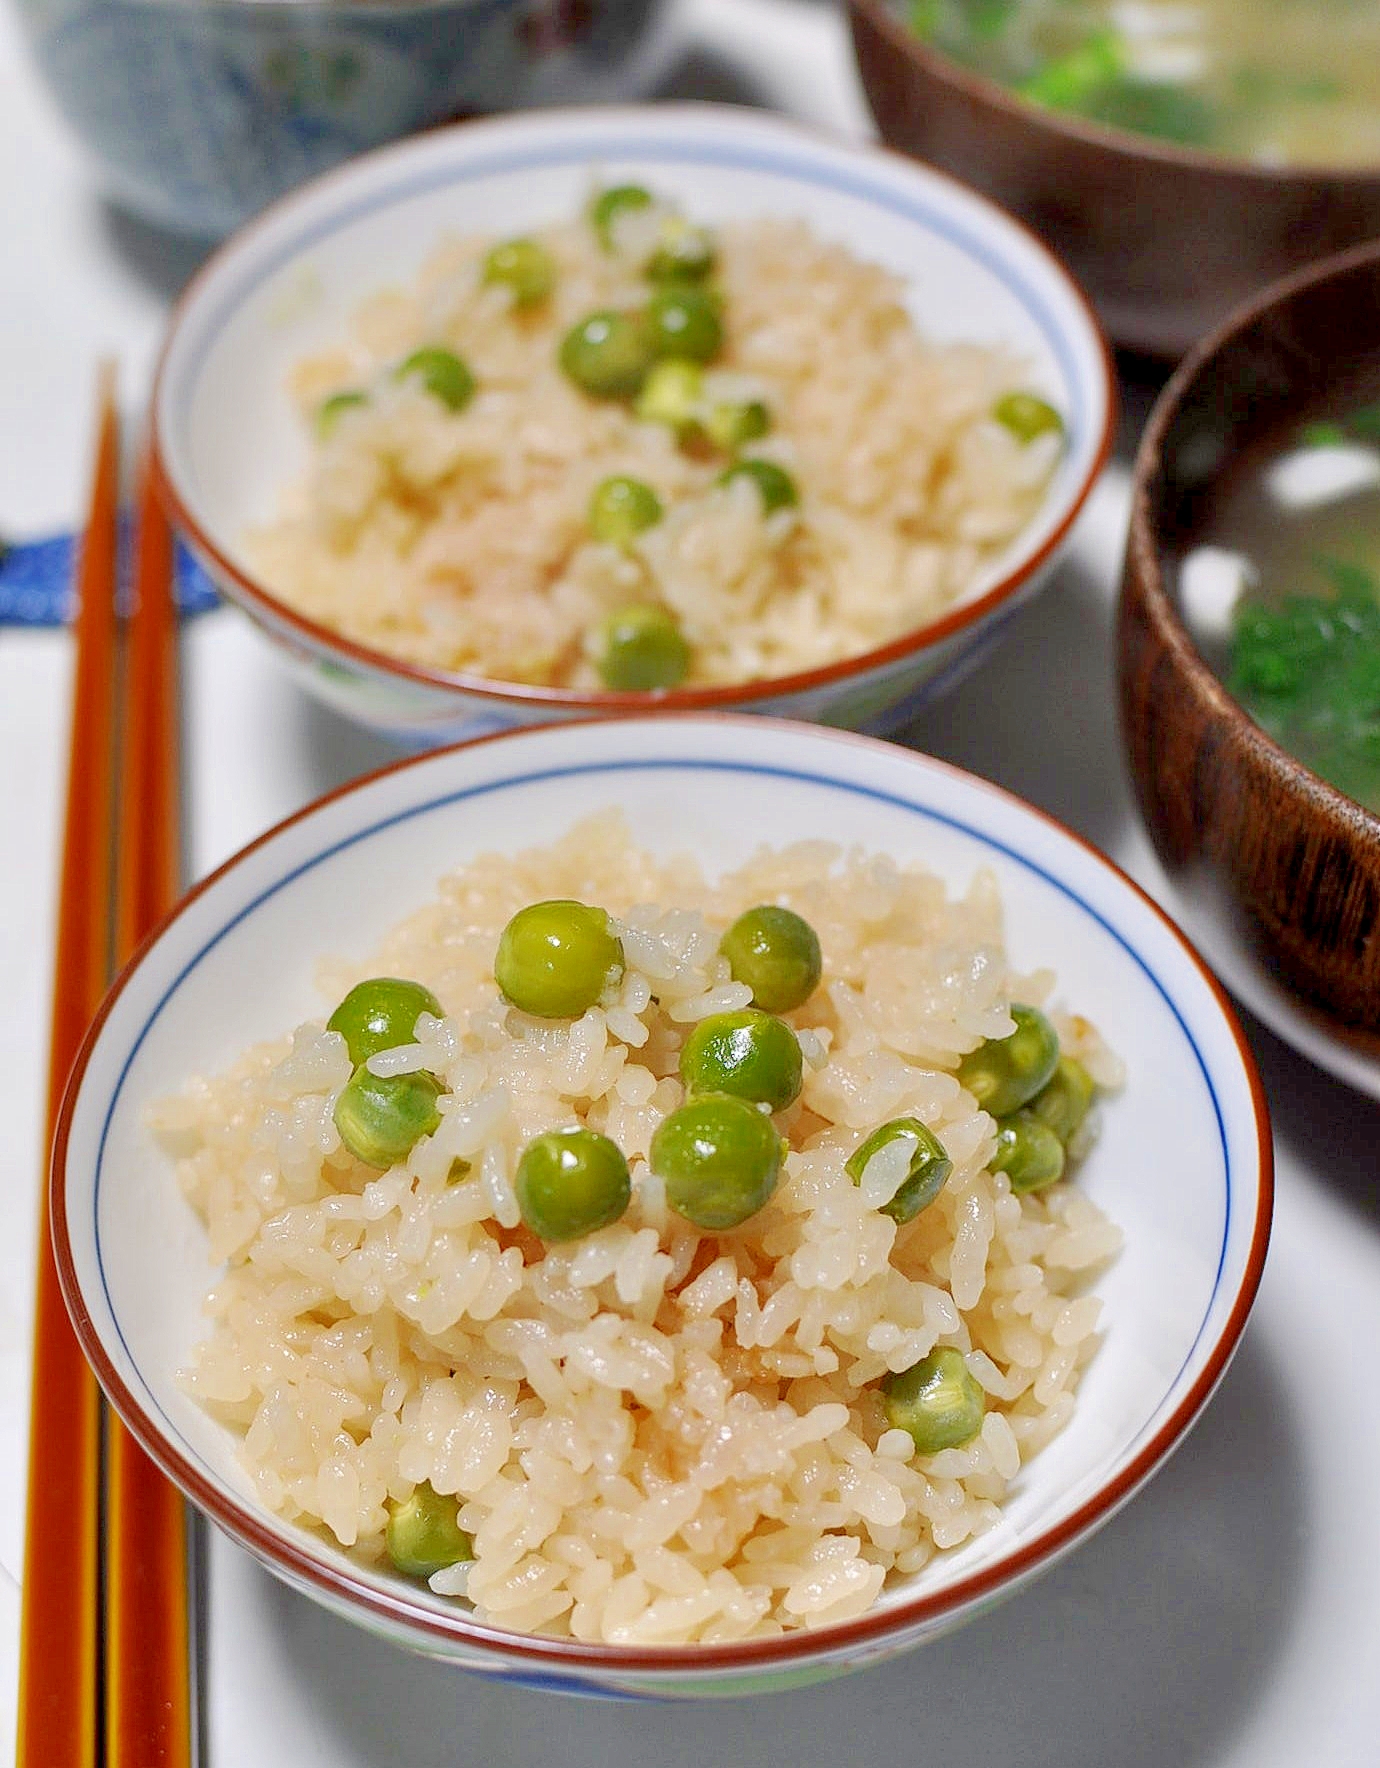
[150,104,1114,747]
[848,0,1380,359]
[51,714,1273,1693]
[1119,238,1380,1035]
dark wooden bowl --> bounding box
[848,0,1380,358]
[1118,241,1380,1033]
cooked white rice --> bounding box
[249,198,1061,689]
[154,814,1122,1645]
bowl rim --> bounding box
[149,100,1116,717]
[1125,233,1380,848]
[848,0,1380,187]
[51,712,1272,1677]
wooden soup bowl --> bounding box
[848,0,1380,358]
[1119,241,1380,1033]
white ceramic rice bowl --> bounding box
[54,716,1269,1696]
[152,105,1114,744]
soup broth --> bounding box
[907,0,1380,166]
[1178,403,1380,813]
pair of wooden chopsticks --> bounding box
[17,366,193,1767]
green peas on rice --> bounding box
[595,605,691,692]
[482,237,556,307]
[386,1482,472,1579]
[516,1127,632,1242]
[587,475,663,546]
[1028,1054,1095,1145]
[590,184,654,250]
[956,1004,1060,1117]
[334,1066,445,1169]
[717,458,798,514]
[991,1110,1066,1193]
[882,1347,986,1456]
[395,346,476,413]
[679,1009,803,1111]
[327,976,443,1066]
[652,1093,785,1230]
[719,905,820,1012]
[494,900,624,1018]
[559,311,655,399]
[845,1117,952,1224]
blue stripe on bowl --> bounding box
[174,130,1092,459]
[90,756,1233,1630]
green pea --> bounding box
[515,1126,631,1242]
[882,1347,985,1456]
[482,237,556,307]
[386,1481,472,1579]
[844,1117,952,1225]
[646,217,716,284]
[395,346,476,413]
[652,1093,784,1230]
[993,391,1064,445]
[315,389,367,439]
[956,1004,1060,1118]
[704,399,770,453]
[334,1066,444,1169]
[588,475,663,546]
[559,310,654,399]
[634,358,704,433]
[327,976,444,1067]
[590,184,654,250]
[719,905,821,1013]
[645,287,722,364]
[596,605,691,692]
[1028,1055,1095,1146]
[494,900,624,1018]
[717,458,798,514]
[991,1111,1066,1193]
[679,1009,803,1111]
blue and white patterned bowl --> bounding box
[151,104,1115,745]
[54,715,1270,1698]
[16,0,672,236]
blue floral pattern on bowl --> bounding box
[16,0,669,234]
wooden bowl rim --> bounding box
[848,0,1380,190]
[1125,235,1380,853]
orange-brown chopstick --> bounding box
[114,445,180,961]
[105,447,193,1767]
[17,364,119,1768]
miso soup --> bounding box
[1178,404,1380,813]
[907,0,1380,167]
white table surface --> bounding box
[4,3,1380,1762]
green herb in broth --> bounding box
[910,0,1018,40]
[1059,71,1216,146]
[1229,561,1380,810]
[1344,404,1380,444]
[1016,28,1124,111]
[967,0,1021,36]
[1010,22,1215,148]
[1297,405,1380,450]
[1316,557,1380,601]
[904,0,1380,167]
[1230,66,1342,112]
[1299,421,1351,450]
[1191,403,1380,811]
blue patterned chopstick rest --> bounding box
[0,526,220,625]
